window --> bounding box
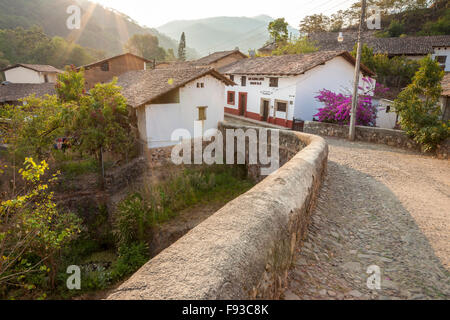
[101,62,110,72]
[241,76,246,87]
[44,74,49,83]
[197,82,204,88]
[227,91,235,105]
[435,56,447,64]
[198,107,207,121]
[386,105,391,113]
[269,77,279,87]
[276,101,287,113]
[230,75,234,82]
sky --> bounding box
[92,0,356,28]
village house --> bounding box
[0,63,61,84]
[156,49,248,70]
[219,50,374,128]
[440,73,450,121]
[308,32,450,61]
[78,53,151,89]
[117,67,235,149]
[0,64,60,106]
[432,45,450,72]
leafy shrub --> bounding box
[113,193,151,247]
[81,266,112,291]
[394,56,450,152]
[313,78,387,126]
[110,242,148,281]
[0,158,82,291]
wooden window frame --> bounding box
[274,99,289,120]
[197,106,207,121]
[101,62,110,72]
[227,91,235,105]
[269,77,279,88]
[241,76,246,87]
[435,55,447,64]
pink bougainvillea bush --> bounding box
[314,78,388,127]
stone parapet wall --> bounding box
[304,121,449,160]
[107,124,329,300]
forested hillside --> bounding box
[299,0,449,36]
[0,0,198,59]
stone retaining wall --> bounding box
[107,123,329,300]
[304,121,449,159]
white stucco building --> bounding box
[432,46,450,72]
[1,64,61,84]
[374,98,398,129]
[117,67,235,149]
[219,51,375,128]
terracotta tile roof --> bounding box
[194,50,247,66]
[0,63,62,73]
[0,83,56,103]
[309,32,450,56]
[442,73,450,97]
[219,50,374,76]
[117,67,235,108]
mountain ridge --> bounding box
[157,15,299,55]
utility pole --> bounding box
[349,0,367,141]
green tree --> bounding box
[299,14,330,34]
[272,37,317,55]
[178,32,186,62]
[124,34,167,61]
[0,158,81,290]
[268,18,289,44]
[387,20,405,37]
[62,77,135,187]
[394,56,449,151]
[166,48,176,61]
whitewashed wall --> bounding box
[225,56,373,123]
[432,47,450,72]
[4,67,58,83]
[375,98,397,129]
[224,74,297,120]
[294,56,371,121]
[143,75,226,148]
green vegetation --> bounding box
[0,158,82,297]
[268,18,289,44]
[272,36,318,56]
[0,27,105,69]
[0,0,196,59]
[351,44,420,90]
[113,165,254,246]
[299,0,449,36]
[178,32,187,62]
[394,56,449,151]
[125,34,170,62]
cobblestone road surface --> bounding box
[285,137,450,300]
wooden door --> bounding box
[238,93,247,116]
[262,100,269,121]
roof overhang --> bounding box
[132,69,236,108]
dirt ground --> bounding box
[285,137,450,300]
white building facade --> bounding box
[2,64,61,84]
[432,46,450,72]
[222,52,374,128]
[139,75,227,148]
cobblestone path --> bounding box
[284,137,450,300]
